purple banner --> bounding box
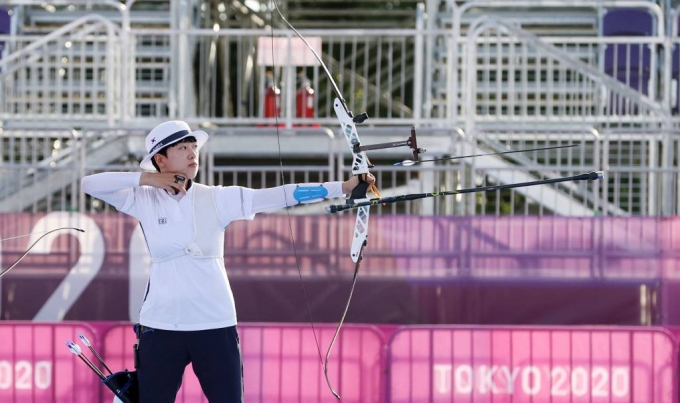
[0,213,678,322]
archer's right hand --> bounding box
[140,172,188,195]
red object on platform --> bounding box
[260,71,283,128]
[263,83,281,119]
[295,75,319,127]
[296,78,314,118]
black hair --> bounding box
[151,136,197,172]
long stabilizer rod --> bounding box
[327,171,604,213]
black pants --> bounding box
[137,326,243,403]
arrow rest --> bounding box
[353,112,368,124]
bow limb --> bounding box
[323,241,365,400]
[0,227,84,279]
[0,230,67,243]
[271,1,345,104]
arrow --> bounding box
[78,332,113,375]
[66,341,106,379]
[394,144,579,166]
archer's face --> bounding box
[155,141,199,179]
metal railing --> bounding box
[2,1,680,131]
[0,124,675,216]
[463,18,671,131]
[120,27,427,126]
[0,15,122,125]
[0,2,678,217]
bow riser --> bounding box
[334,98,371,263]
[334,99,370,177]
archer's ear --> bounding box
[153,153,165,168]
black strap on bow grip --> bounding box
[348,174,369,202]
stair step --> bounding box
[25,10,170,27]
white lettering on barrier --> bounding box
[499,366,521,394]
[478,365,499,394]
[454,365,472,394]
[591,367,607,397]
[0,360,52,390]
[571,367,588,397]
[0,361,10,389]
[433,365,630,397]
[34,361,51,390]
[551,367,568,396]
[612,367,629,398]
[434,364,451,394]
[522,366,541,395]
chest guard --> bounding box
[150,183,225,263]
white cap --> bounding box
[140,121,209,171]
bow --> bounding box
[0,227,85,279]
[269,2,426,399]
[270,3,605,400]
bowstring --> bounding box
[269,0,326,370]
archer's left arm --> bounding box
[215,176,375,224]
[251,182,343,214]
[251,173,375,213]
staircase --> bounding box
[0,129,131,212]
[432,0,611,124]
[467,128,626,216]
[0,14,121,123]
[2,0,173,121]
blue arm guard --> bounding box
[293,185,329,203]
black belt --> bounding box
[133,323,154,339]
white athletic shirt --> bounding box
[81,172,344,331]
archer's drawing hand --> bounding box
[140,172,188,195]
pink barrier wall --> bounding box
[0,322,678,403]
[0,322,99,403]
[102,323,385,403]
[388,326,678,403]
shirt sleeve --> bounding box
[215,182,344,227]
[251,182,344,213]
[81,172,142,215]
[214,186,256,227]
